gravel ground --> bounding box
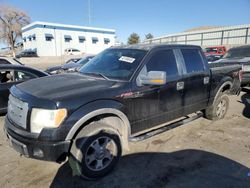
[0,88,249,188]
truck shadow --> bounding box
[240,88,250,118]
[50,149,250,188]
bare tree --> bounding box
[0,5,30,56]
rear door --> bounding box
[179,48,210,115]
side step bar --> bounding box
[129,112,203,142]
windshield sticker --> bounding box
[119,56,135,63]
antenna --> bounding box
[88,0,91,25]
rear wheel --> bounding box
[69,124,122,180]
[204,94,229,120]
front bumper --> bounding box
[4,117,71,163]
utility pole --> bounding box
[88,0,91,25]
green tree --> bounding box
[145,33,154,40]
[127,33,140,44]
[0,5,30,56]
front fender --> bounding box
[62,100,131,140]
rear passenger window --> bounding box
[146,49,179,77]
[14,71,37,82]
[181,49,204,73]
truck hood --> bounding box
[16,73,119,107]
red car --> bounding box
[203,46,227,57]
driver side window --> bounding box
[142,49,179,77]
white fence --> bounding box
[145,24,250,47]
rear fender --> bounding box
[209,79,232,106]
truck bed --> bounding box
[209,63,242,74]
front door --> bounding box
[129,48,183,134]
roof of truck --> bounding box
[112,43,201,51]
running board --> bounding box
[129,112,203,142]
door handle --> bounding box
[176,81,184,91]
[204,77,210,85]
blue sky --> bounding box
[1,0,250,45]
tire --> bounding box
[204,94,229,120]
[69,123,122,180]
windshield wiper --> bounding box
[82,72,110,80]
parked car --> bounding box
[64,48,82,55]
[16,50,38,58]
[46,56,94,74]
[213,45,250,86]
[4,44,241,179]
[0,57,24,65]
[0,65,48,114]
[203,46,226,57]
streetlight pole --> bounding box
[88,0,91,25]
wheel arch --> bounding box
[66,108,131,151]
[212,80,233,105]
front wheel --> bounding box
[204,94,229,120]
[69,128,121,180]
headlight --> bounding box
[30,108,67,133]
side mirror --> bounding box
[139,71,166,86]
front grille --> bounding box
[8,95,28,129]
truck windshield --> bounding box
[80,48,147,81]
[223,47,250,58]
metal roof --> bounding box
[22,21,116,34]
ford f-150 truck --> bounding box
[4,44,241,179]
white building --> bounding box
[144,24,250,48]
[22,21,116,56]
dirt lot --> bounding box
[0,88,250,188]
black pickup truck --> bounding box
[4,44,241,179]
